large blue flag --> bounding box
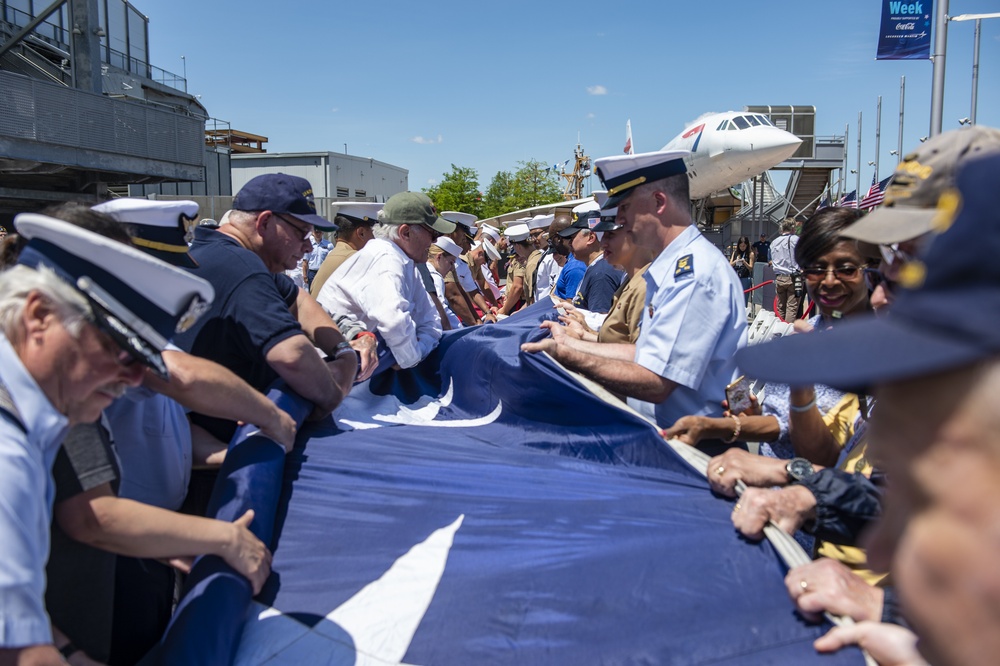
[152,301,864,665]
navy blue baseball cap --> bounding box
[233,173,337,231]
[736,151,1000,391]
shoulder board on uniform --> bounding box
[674,254,694,278]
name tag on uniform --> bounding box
[674,254,694,278]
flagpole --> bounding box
[856,111,862,206]
[971,19,981,124]
[898,76,905,163]
[874,96,882,182]
[841,123,848,199]
[930,0,949,137]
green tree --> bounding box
[423,165,483,218]
[481,170,517,218]
[510,159,564,210]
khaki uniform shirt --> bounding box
[310,240,357,297]
[598,264,649,345]
[522,250,543,306]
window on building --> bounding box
[336,187,349,198]
[354,189,366,198]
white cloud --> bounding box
[586,85,608,96]
[330,107,339,113]
[427,178,438,185]
[411,134,444,145]
[586,112,596,119]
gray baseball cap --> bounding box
[842,126,1000,245]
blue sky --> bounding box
[141,0,1000,195]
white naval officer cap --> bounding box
[14,213,215,380]
[441,211,478,237]
[473,238,501,262]
[527,214,553,231]
[335,202,383,225]
[479,224,501,244]
[504,223,531,243]
[594,149,690,209]
[433,236,463,258]
[92,198,200,268]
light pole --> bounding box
[949,13,1000,125]
[181,55,186,92]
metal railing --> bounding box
[1,9,187,92]
[0,70,204,169]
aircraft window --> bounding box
[717,120,729,131]
[746,115,761,126]
[733,116,750,130]
[758,115,774,126]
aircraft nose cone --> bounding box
[751,130,802,164]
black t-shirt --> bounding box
[174,227,302,441]
[572,257,625,314]
[47,421,119,663]
[752,240,770,263]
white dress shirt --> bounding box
[534,252,558,302]
[427,263,463,330]
[316,238,442,369]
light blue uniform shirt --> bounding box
[105,343,191,511]
[307,237,333,271]
[0,334,70,647]
[105,391,191,512]
[628,225,747,428]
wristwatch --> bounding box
[785,457,816,482]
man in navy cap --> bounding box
[524,150,746,448]
[734,151,1000,665]
[557,202,624,314]
[0,213,218,664]
[175,173,358,452]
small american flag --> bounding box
[860,175,891,209]
[837,190,858,208]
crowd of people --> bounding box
[1,124,999,665]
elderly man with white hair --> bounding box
[316,192,456,369]
[0,213,231,664]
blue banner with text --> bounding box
[877,0,933,60]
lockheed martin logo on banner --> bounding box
[877,0,933,59]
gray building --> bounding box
[232,152,408,203]
[0,0,206,221]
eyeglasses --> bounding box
[273,213,312,241]
[864,267,895,294]
[801,264,866,281]
[879,243,917,268]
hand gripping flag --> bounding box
[151,300,866,665]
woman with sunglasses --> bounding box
[665,207,877,467]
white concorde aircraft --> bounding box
[479,111,801,226]
[662,111,803,199]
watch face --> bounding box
[788,458,813,480]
